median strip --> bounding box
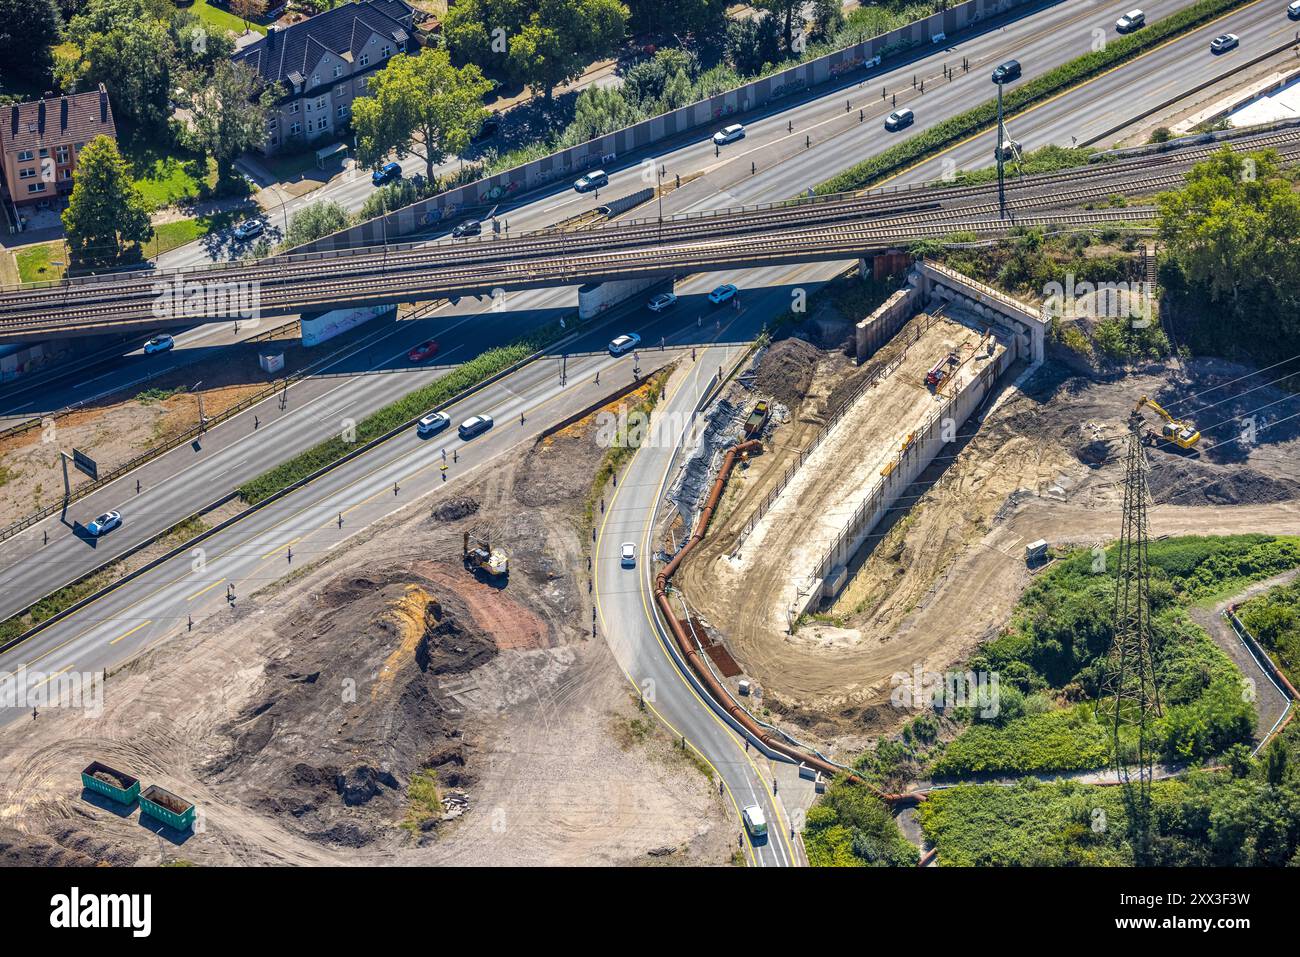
[816,0,1263,194]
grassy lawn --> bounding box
[120,128,217,209]
[146,206,250,257]
[260,150,329,182]
[15,243,69,283]
[189,0,268,36]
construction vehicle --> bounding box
[1134,395,1200,450]
[744,400,770,437]
[925,352,959,388]
[463,531,509,578]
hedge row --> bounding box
[237,316,574,504]
[815,0,1254,194]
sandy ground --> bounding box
[0,408,734,866]
[675,312,1300,747]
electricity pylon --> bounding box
[1099,413,1162,864]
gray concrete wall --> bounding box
[915,259,1046,362]
[299,0,1043,254]
[855,281,923,360]
[813,336,1014,605]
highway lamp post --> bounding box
[993,74,1007,220]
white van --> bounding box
[742,804,767,840]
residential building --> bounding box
[232,0,416,156]
[0,84,116,212]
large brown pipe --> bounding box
[654,439,925,807]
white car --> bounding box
[573,169,608,193]
[1115,9,1144,31]
[742,804,768,840]
[884,108,915,131]
[86,510,122,536]
[647,292,677,312]
[712,123,745,146]
[458,414,493,439]
[143,334,174,354]
[416,411,451,436]
[608,333,641,356]
[620,542,636,567]
[1209,33,1239,53]
[233,219,264,240]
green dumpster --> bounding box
[140,785,196,831]
[81,761,140,805]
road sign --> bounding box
[72,448,98,481]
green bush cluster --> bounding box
[1237,578,1300,688]
[804,778,919,867]
[815,0,1253,194]
[237,318,573,504]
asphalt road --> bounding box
[0,0,1208,419]
[1,0,1245,619]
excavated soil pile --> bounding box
[433,496,480,521]
[1147,456,1300,506]
[204,568,495,847]
[753,337,821,407]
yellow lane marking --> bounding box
[108,621,151,646]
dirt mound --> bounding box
[753,337,821,406]
[205,567,495,848]
[433,496,479,521]
[1146,455,1300,506]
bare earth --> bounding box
[0,411,734,866]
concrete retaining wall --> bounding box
[298,0,1045,254]
[915,260,1046,363]
[855,280,923,360]
[798,336,1014,616]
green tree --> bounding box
[62,135,153,266]
[184,60,273,183]
[172,14,237,74]
[624,0,725,38]
[352,47,493,182]
[0,0,62,84]
[63,0,174,125]
[283,200,350,249]
[1157,148,1300,307]
[444,0,628,101]
[753,0,801,54]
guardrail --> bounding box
[0,298,445,544]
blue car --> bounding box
[372,162,402,186]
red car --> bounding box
[408,340,440,362]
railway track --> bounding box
[0,127,1291,336]
[0,208,1156,337]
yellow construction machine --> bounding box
[463,531,509,579]
[1134,395,1201,450]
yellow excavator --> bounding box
[1134,395,1201,450]
[463,531,509,579]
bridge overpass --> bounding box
[0,126,1293,343]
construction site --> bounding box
[0,395,737,867]
[670,258,1300,754]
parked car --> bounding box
[713,123,745,145]
[458,414,494,439]
[471,117,501,143]
[647,292,677,312]
[608,333,641,356]
[143,334,174,354]
[416,411,451,436]
[742,805,768,841]
[371,161,402,186]
[620,542,636,567]
[884,108,915,131]
[1115,9,1145,31]
[708,283,738,305]
[451,220,481,238]
[991,58,1021,83]
[408,340,440,362]
[1210,33,1239,53]
[573,169,608,193]
[233,219,263,240]
[86,510,122,537]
